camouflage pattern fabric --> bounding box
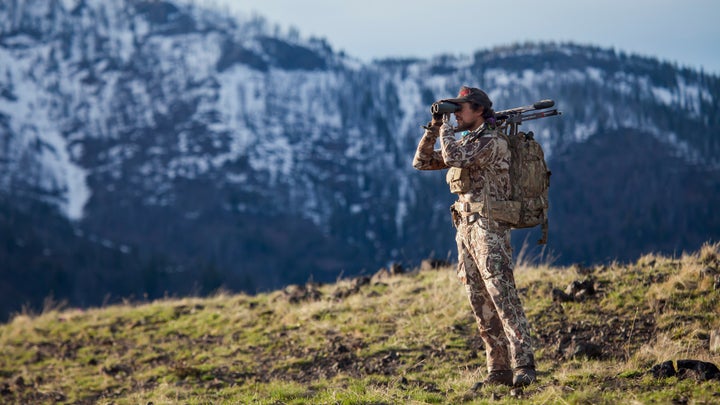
[413,120,535,373]
[454,218,535,372]
[413,123,511,204]
[412,125,447,170]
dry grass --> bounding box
[1,243,719,404]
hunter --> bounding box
[412,86,536,387]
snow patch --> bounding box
[573,122,598,142]
[0,46,90,220]
[248,135,293,184]
[651,87,673,105]
[350,203,363,214]
[586,67,603,82]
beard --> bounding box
[455,121,472,132]
[455,118,482,132]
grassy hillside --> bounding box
[1,243,719,404]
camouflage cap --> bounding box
[444,86,493,109]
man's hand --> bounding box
[440,121,454,135]
[423,113,450,131]
[431,113,444,128]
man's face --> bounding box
[453,102,484,132]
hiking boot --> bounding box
[473,370,513,389]
[513,367,537,387]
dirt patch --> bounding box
[533,279,657,361]
[258,330,406,383]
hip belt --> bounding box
[451,200,521,225]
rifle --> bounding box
[494,99,561,137]
[430,99,561,135]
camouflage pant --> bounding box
[454,216,535,372]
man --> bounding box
[412,86,536,387]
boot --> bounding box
[473,370,513,389]
[513,367,537,387]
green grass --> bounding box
[1,242,719,404]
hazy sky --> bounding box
[190,0,720,75]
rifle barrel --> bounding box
[521,109,561,121]
[501,109,561,125]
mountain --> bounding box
[1,0,719,319]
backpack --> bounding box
[498,130,551,244]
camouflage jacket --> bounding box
[412,122,511,204]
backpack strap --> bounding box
[538,216,548,245]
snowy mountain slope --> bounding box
[1,0,718,309]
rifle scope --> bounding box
[533,99,554,109]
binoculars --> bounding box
[430,101,460,114]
